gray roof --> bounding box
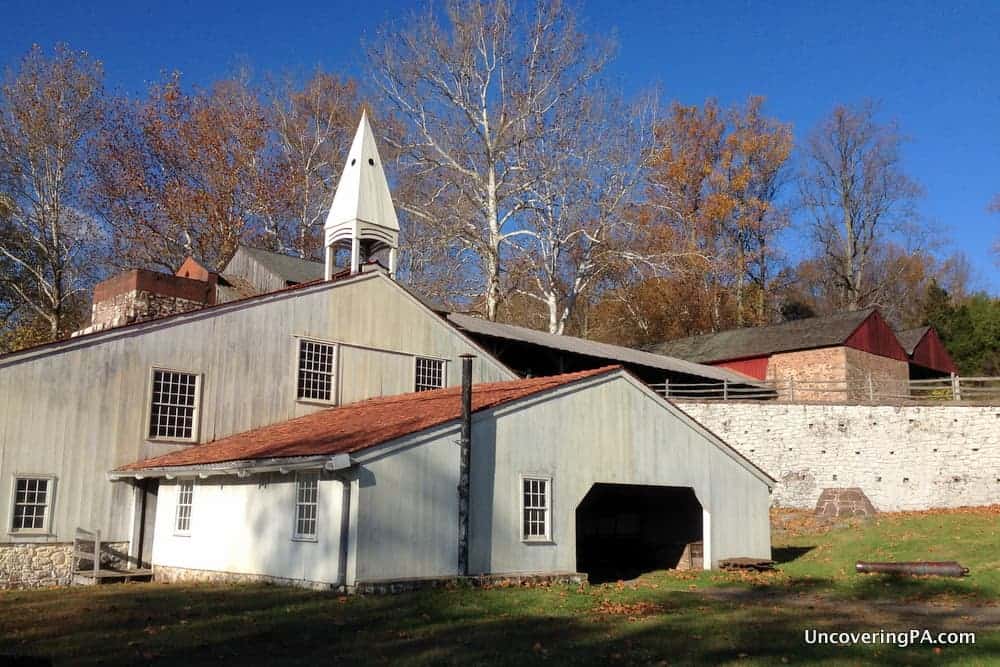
[896,326,931,356]
[240,246,325,284]
[445,312,761,385]
[646,308,877,363]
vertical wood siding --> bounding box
[0,274,514,545]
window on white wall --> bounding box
[293,472,319,540]
[521,476,551,541]
[415,357,445,392]
[149,369,200,441]
[297,339,337,402]
[10,477,54,533]
[174,480,194,535]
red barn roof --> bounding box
[119,366,619,471]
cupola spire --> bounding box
[324,111,400,278]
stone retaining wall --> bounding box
[679,402,1000,511]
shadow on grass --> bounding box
[771,545,815,564]
[846,572,983,602]
[3,582,998,666]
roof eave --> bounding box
[111,453,356,480]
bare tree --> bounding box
[0,44,105,340]
[266,71,363,259]
[510,94,658,334]
[369,0,612,320]
[800,102,923,310]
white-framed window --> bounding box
[293,472,319,540]
[148,368,201,441]
[415,357,445,392]
[174,480,194,535]
[10,476,54,534]
[297,338,337,403]
[521,476,551,542]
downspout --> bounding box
[457,354,475,576]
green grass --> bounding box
[1,508,998,665]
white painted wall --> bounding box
[152,475,345,585]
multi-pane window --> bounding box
[11,477,52,533]
[294,473,319,540]
[297,339,336,402]
[522,477,551,541]
[415,357,445,392]
[174,481,194,535]
[149,369,199,440]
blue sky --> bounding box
[3,0,999,292]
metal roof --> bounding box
[445,312,761,385]
[646,309,877,363]
[238,246,325,284]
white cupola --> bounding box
[324,111,400,279]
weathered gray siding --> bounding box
[354,429,461,582]
[222,247,287,295]
[0,273,514,546]
[349,373,771,581]
[467,375,771,573]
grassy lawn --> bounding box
[1,507,998,665]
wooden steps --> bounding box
[73,568,153,585]
[72,527,153,585]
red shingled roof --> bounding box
[120,366,620,471]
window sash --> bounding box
[149,369,199,441]
[297,339,336,402]
[293,473,319,540]
[174,481,194,535]
[415,357,445,392]
[11,477,51,532]
[521,477,550,540]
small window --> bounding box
[149,369,200,441]
[174,481,194,535]
[415,357,445,392]
[294,473,319,540]
[297,339,337,402]
[11,477,53,533]
[521,476,551,541]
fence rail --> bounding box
[648,374,1000,405]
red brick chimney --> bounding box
[76,259,218,335]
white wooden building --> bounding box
[0,115,773,589]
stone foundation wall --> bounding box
[152,565,587,594]
[0,543,73,588]
[767,348,848,401]
[0,541,129,589]
[679,402,1000,511]
[153,564,340,591]
[844,348,910,401]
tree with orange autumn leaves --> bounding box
[588,96,793,346]
[91,71,366,272]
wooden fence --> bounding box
[648,375,1000,405]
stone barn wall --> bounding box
[678,402,1000,511]
[764,346,910,402]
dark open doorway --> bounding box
[576,483,703,583]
